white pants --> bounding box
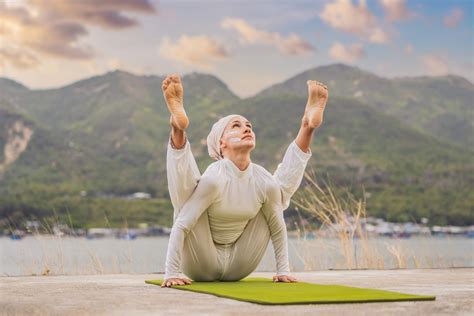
[166,137,306,281]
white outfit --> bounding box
[165,136,311,281]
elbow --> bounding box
[281,197,290,211]
[173,218,190,234]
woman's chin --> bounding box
[232,142,255,151]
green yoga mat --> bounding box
[145,277,435,305]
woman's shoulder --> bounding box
[252,162,273,178]
[204,159,224,173]
[201,160,226,182]
[251,162,280,186]
[251,163,282,201]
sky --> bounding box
[0,0,472,97]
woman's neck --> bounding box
[225,151,251,171]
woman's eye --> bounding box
[232,124,239,128]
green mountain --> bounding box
[235,94,473,224]
[260,64,474,148]
[0,65,472,229]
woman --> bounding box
[161,75,328,288]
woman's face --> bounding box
[220,116,256,154]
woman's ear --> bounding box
[219,139,225,158]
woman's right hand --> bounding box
[161,277,193,288]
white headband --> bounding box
[206,114,242,160]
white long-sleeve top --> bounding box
[165,140,312,279]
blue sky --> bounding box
[1,0,472,97]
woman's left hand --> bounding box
[273,275,298,282]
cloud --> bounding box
[443,8,464,28]
[404,44,413,54]
[329,42,366,63]
[158,35,230,69]
[221,18,314,55]
[421,55,449,76]
[319,0,389,44]
[0,4,93,61]
[379,0,414,22]
[0,48,39,68]
[28,0,156,29]
[420,54,473,81]
[0,0,155,69]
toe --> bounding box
[171,74,180,83]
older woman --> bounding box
[161,75,328,288]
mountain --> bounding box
[0,65,472,228]
[235,94,473,224]
[260,64,474,148]
[0,72,239,228]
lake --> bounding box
[1,236,473,276]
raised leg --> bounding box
[294,118,315,155]
[295,80,328,153]
[272,139,312,210]
[163,74,202,220]
[162,74,189,131]
[166,137,201,222]
[273,80,329,209]
[170,117,187,149]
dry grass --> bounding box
[2,174,470,275]
[292,168,412,270]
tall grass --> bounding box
[292,168,408,270]
[2,170,469,275]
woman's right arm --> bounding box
[164,175,220,281]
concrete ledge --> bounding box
[1,269,473,315]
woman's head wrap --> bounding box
[206,114,242,160]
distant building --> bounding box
[86,228,114,238]
[130,192,151,199]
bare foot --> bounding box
[162,74,189,130]
[303,80,329,129]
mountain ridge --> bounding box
[2,63,472,95]
[0,64,472,227]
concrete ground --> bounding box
[1,268,473,315]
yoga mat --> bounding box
[145,277,435,305]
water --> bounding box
[1,236,473,276]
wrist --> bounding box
[164,272,182,280]
[276,271,290,276]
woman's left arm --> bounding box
[261,183,297,282]
[272,141,312,211]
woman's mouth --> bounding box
[242,135,253,140]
